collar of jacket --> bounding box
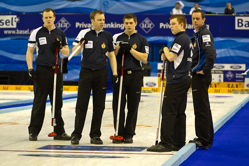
[175,31,188,37]
[192,24,207,37]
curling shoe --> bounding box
[29,133,37,141]
[124,137,133,143]
[189,139,209,150]
[71,136,80,145]
[147,143,171,152]
[91,137,103,144]
[54,132,71,140]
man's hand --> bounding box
[159,46,165,55]
[80,38,88,45]
[28,69,37,81]
[119,42,131,52]
[54,39,62,50]
[110,75,119,85]
[196,70,205,75]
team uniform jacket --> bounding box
[73,28,114,70]
[28,26,68,66]
[191,24,217,73]
[166,31,192,84]
[113,32,149,71]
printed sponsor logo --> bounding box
[139,18,155,33]
[159,23,209,30]
[55,17,71,32]
[145,81,157,87]
[0,15,19,28]
[230,65,242,69]
[247,84,249,88]
[225,71,234,80]
[235,17,249,30]
[213,65,224,69]
[75,22,92,28]
[104,22,124,30]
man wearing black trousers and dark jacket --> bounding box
[112,13,149,144]
[26,8,71,141]
[189,9,217,149]
[70,10,117,145]
[147,14,192,152]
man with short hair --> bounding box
[172,1,185,15]
[189,9,217,149]
[71,10,117,145]
[112,13,149,144]
[26,8,71,141]
[147,14,192,152]
[189,3,201,15]
[224,2,235,15]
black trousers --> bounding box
[28,66,65,136]
[112,70,142,138]
[192,72,214,146]
[72,67,108,139]
[160,76,191,147]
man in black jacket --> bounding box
[147,14,192,152]
[189,9,217,149]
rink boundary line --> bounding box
[0,93,112,113]
[162,96,249,166]
[0,149,174,156]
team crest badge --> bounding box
[132,43,137,49]
[101,42,106,49]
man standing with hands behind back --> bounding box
[189,9,217,149]
[71,10,117,145]
[26,8,71,141]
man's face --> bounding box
[195,4,199,9]
[175,3,179,9]
[192,12,205,30]
[42,11,55,27]
[227,3,231,9]
[170,18,183,35]
[91,13,105,31]
[124,18,137,33]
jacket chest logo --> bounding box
[101,42,106,49]
[132,43,137,49]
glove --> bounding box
[110,75,119,86]
[159,45,167,55]
[54,39,62,50]
[80,38,88,44]
[119,42,131,52]
[118,46,125,55]
[61,57,68,73]
[28,69,37,81]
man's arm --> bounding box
[26,46,35,69]
[178,1,185,9]
[200,32,217,74]
[60,45,69,57]
[72,43,84,57]
[108,51,118,75]
[114,44,120,56]
[163,47,177,62]
[130,48,148,63]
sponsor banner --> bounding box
[245,78,249,88]
[211,70,223,82]
[0,14,249,37]
[223,71,245,82]
[212,64,246,71]
[212,64,245,82]
[143,76,158,87]
[235,16,249,30]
